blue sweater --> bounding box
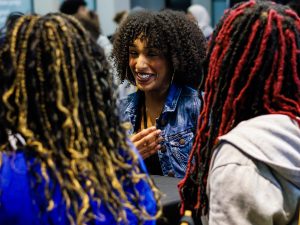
[0,149,157,225]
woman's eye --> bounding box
[129,51,138,56]
[147,48,162,57]
[147,52,159,57]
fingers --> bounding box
[133,129,161,150]
[130,127,163,159]
[131,126,157,142]
[140,140,163,159]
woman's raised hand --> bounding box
[130,126,163,159]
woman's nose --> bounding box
[136,56,148,70]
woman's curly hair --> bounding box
[112,9,207,89]
[0,13,161,224]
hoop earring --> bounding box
[126,66,136,85]
[170,70,175,85]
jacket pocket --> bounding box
[168,129,194,170]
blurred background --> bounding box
[0,0,293,38]
[0,0,229,35]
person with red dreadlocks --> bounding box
[179,0,300,224]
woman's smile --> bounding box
[129,37,171,93]
[136,72,157,84]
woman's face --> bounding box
[129,38,171,94]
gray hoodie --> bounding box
[205,114,300,225]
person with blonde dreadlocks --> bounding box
[0,13,160,225]
[179,1,300,224]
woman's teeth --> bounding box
[138,73,152,79]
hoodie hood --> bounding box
[219,114,300,188]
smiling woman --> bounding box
[129,37,171,96]
[112,9,207,178]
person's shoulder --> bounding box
[0,151,27,175]
[177,85,201,108]
[0,151,28,190]
[219,114,300,148]
[210,141,252,172]
[216,114,300,189]
[119,92,137,109]
[180,85,199,97]
[0,151,34,223]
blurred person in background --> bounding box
[109,10,128,42]
[60,0,112,57]
[114,10,128,25]
[187,4,213,40]
[60,0,135,99]
[60,0,100,40]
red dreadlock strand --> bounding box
[269,14,300,121]
[273,13,286,95]
[217,0,254,37]
[286,30,300,101]
[285,9,300,30]
[263,51,278,113]
[223,11,275,133]
[218,19,261,134]
[207,3,252,89]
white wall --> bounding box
[32,0,216,35]
[131,0,165,10]
[192,0,211,17]
[97,0,130,36]
[34,0,60,14]
[33,0,129,35]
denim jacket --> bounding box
[119,84,201,178]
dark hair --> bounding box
[5,12,24,30]
[288,0,300,16]
[113,10,128,24]
[0,12,24,44]
[59,0,87,14]
[77,11,101,40]
[0,13,160,224]
[112,9,207,89]
[179,0,300,217]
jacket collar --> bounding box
[124,91,142,115]
[124,83,182,114]
[162,83,182,113]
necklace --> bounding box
[143,101,147,129]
